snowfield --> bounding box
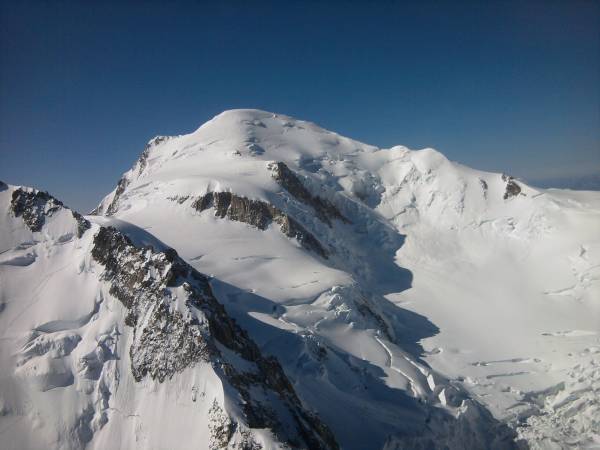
[1,109,598,449]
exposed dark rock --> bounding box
[10,188,90,237]
[479,178,488,199]
[208,400,264,450]
[277,214,328,260]
[11,189,61,232]
[502,174,522,200]
[72,210,92,238]
[91,227,214,381]
[105,177,130,216]
[192,192,215,213]
[138,136,171,173]
[91,226,338,449]
[191,192,329,258]
[166,195,190,204]
[242,119,267,128]
[99,137,172,215]
[356,300,393,342]
[0,180,7,192]
[208,399,236,447]
[269,161,350,226]
[146,135,171,149]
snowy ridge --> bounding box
[0,183,338,450]
[2,108,599,449]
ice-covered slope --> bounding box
[3,108,598,449]
[94,109,600,448]
[0,182,340,450]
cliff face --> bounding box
[269,161,350,227]
[11,187,90,237]
[189,191,329,258]
[91,225,338,449]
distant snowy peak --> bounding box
[95,109,545,238]
[89,111,534,449]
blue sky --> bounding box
[1,0,598,211]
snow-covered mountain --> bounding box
[1,109,599,449]
[0,183,342,449]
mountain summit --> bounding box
[1,110,599,449]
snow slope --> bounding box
[0,182,339,450]
[2,109,598,449]
[93,109,600,449]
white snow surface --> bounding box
[0,184,285,450]
[2,109,599,449]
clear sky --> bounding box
[1,0,598,212]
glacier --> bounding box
[1,110,599,449]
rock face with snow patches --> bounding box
[1,109,599,449]
[0,184,337,450]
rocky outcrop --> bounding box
[502,174,522,200]
[91,227,213,381]
[91,226,338,449]
[479,178,488,199]
[191,191,329,258]
[104,177,129,216]
[98,136,173,215]
[167,195,190,204]
[10,187,90,237]
[269,161,350,226]
[208,400,264,450]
